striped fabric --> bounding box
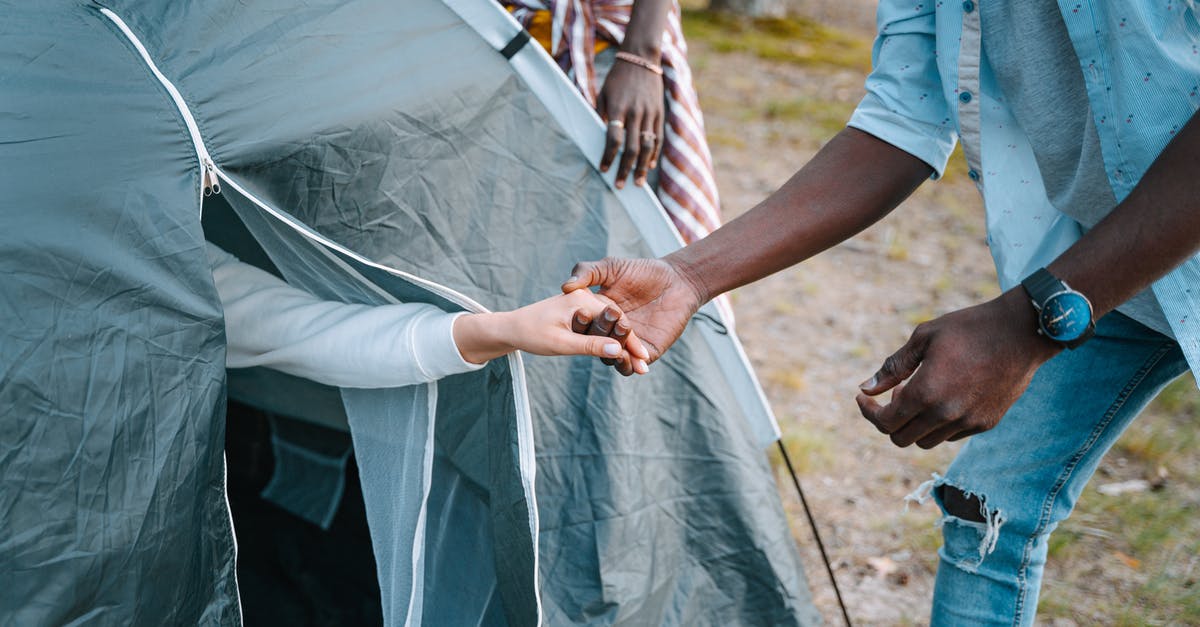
[501,0,723,245]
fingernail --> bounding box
[567,275,579,285]
[859,375,878,391]
[615,180,624,189]
[603,308,618,322]
[574,312,588,325]
[635,177,646,187]
[635,360,648,374]
[603,343,621,357]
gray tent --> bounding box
[0,0,816,624]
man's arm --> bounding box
[857,109,1200,448]
[564,127,933,362]
[670,128,932,301]
[1050,110,1200,316]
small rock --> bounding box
[866,556,897,577]
[1096,479,1150,496]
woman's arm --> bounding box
[209,242,648,389]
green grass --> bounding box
[770,428,834,475]
[757,97,857,137]
[682,10,873,74]
[1038,374,1200,623]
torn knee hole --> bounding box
[938,484,987,523]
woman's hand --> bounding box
[597,58,664,189]
[453,290,650,374]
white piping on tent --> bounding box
[98,6,544,626]
[98,8,215,212]
[440,0,781,447]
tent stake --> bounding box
[776,440,854,627]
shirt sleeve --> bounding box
[846,0,957,178]
[207,241,485,388]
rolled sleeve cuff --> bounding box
[847,92,957,179]
[411,311,487,380]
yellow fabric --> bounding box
[516,9,610,55]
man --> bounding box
[564,2,1200,624]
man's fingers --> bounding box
[855,386,920,434]
[888,412,946,448]
[916,423,966,449]
[855,394,890,434]
[587,304,621,338]
[562,260,604,293]
[860,325,931,395]
[571,309,593,335]
[947,427,986,443]
[615,112,643,188]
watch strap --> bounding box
[1021,268,1062,307]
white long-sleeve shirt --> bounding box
[207,242,484,388]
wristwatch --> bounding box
[1020,268,1095,349]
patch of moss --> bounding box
[682,10,873,74]
[759,97,855,137]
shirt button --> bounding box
[962,0,975,12]
[959,91,973,103]
[968,169,980,181]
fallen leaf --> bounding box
[1114,551,1141,570]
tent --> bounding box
[0,0,817,624]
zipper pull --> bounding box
[203,159,221,197]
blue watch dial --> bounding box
[1039,291,1092,342]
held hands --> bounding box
[855,288,1062,449]
[454,289,650,372]
[597,58,664,189]
[561,256,707,369]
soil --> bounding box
[690,36,1003,626]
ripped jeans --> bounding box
[918,312,1188,626]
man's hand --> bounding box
[855,288,1062,449]
[454,290,650,370]
[561,256,707,366]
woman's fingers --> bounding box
[559,332,623,359]
[600,115,624,173]
[650,112,664,171]
[633,114,658,186]
[615,111,643,188]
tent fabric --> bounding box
[1,0,817,625]
[0,4,239,625]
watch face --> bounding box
[1039,291,1092,342]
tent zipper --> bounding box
[98,7,217,211]
[98,8,542,623]
[99,4,485,314]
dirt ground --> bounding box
[683,9,1200,626]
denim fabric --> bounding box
[848,0,1200,376]
[920,312,1187,625]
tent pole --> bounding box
[776,440,854,627]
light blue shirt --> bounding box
[848,0,1200,376]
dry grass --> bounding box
[682,9,1200,624]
